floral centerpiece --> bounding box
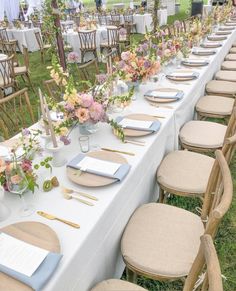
[116,50,160,83]
[0,129,52,193]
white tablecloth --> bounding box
[133,10,167,34]
[1,28,236,291]
[63,27,109,62]
[7,27,40,52]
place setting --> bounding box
[207,34,228,41]
[181,58,209,67]
[144,88,184,105]
[192,47,217,56]
[200,41,222,48]
[165,69,199,82]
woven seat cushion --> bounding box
[225,54,236,61]
[121,203,204,278]
[232,42,236,47]
[215,70,236,82]
[221,61,236,70]
[196,95,234,115]
[91,279,147,291]
[157,150,214,194]
[14,66,27,74]
[206,80,236,95]
[230,47,236,53]
[179,120,227,149]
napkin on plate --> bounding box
[166,72,199,79]
[0,251,62,291]
[182,59,208,65]
[144,90,184,100]
[67,154,131,181]
[116,116,161,132]
[192,49,216,55]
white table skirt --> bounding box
[63,27,108,62]
[1,28,236,291]
[7,28,40,52]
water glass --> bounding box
[79,136,90,153]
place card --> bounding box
[0,233,49,277]
[118,119,153,130]
[76,156,121,176]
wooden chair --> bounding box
[91,235,223,291]
[100,27,120,55]
[0,55,16,96]
[123,13,137,33]
[157,128,236,203]
[179,106,236,153]
[98,14,108,26]
[0,88,34,139]
[77,58,99,89]
[215,69,236,82]
[0,40,18,66]
[34,31,51,63]
[205,79,236,98]
[196,94,236,121]
[110,13,121,27]
[119,25,132,50]
[121,149,232,286]
[78,30,97,63]
[14,45,35,93]
[43,79,64,101]
[0,28,20,52]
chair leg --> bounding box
[25,72,36,94]
[159,187,165,203]
[126,267,137,283]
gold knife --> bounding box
[37,211,80,228]
[101,147,135,156]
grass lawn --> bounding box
[13,1,236,289]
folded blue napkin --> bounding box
[116,116,161,132]
[67,154,131,181]
[144,90,184,100]
[0,251,62,291]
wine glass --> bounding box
[6,165,34,217]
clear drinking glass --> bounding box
[6,165,34,217]
[79,136,90,153]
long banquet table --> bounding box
[1,28,236,291]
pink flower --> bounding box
[68,52,80,63]
[89,102,104,122]
[75,108,90,123]
[21,160,32,172]
[10,175,23,184]
[80,93,94,108]
[121,51,131,61]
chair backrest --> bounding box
[22,45,29,70]
[0,54,15,89]
[1,41,17,58]
[78,30,96,50]
[43,79,64,102]
[98,14,108,26]
[0,88,34,139]
[183,234,223,291]
[34,31,43,50]
[201,149,233,235]
[77,58,99,89]
[107,27,119,47]
[0,28,10,42]
[111,13,121,23]
[123,13,134,24]
[224,107,236,143]
[23,21,32,29]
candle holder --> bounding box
[46,140,67,167]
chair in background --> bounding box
[0,88,34,139]
[77,58,99,89]
[14,45,35,93]
[123,13,137,33]
[34,31,51,63]
[78,30,97,63]
[43,79,64,102]
[100,27,120,55]
[98,14,108,26]
[72,15,80,27]
[110,13,121,27]
[0,41,18,66]
[91,235,223,291]
[0,28,20,51]
[0,55,16,96]
[121,150,232,287]
[119,24,132,51]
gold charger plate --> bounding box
[182,60,208,67]
[67,151,127,187]
[116,114,158,137]
[216,31,231,35]
[145,88,182,103]
[0,222,60,291]
[166,70,197,81]
[207,36,227,41]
